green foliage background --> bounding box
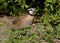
[0,0,60,43]
[0,0,28,15]
[0,0,45,16]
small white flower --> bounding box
[32,23,35,26]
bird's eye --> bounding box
[30,8,33,11]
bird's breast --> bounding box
[12,14,35,30]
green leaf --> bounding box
[46,0,56,3]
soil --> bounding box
[0,15,60,43]
[0,16,14,43]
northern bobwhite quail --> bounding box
[12,8,35,30]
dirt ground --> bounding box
[0,16,13,43]
[0,16,60,43]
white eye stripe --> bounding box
[28,8,35,11]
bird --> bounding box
[12,8,35,30]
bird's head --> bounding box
[27,8,35,16]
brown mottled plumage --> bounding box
[12,14,35,30]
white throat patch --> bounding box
[28,8,35,15]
